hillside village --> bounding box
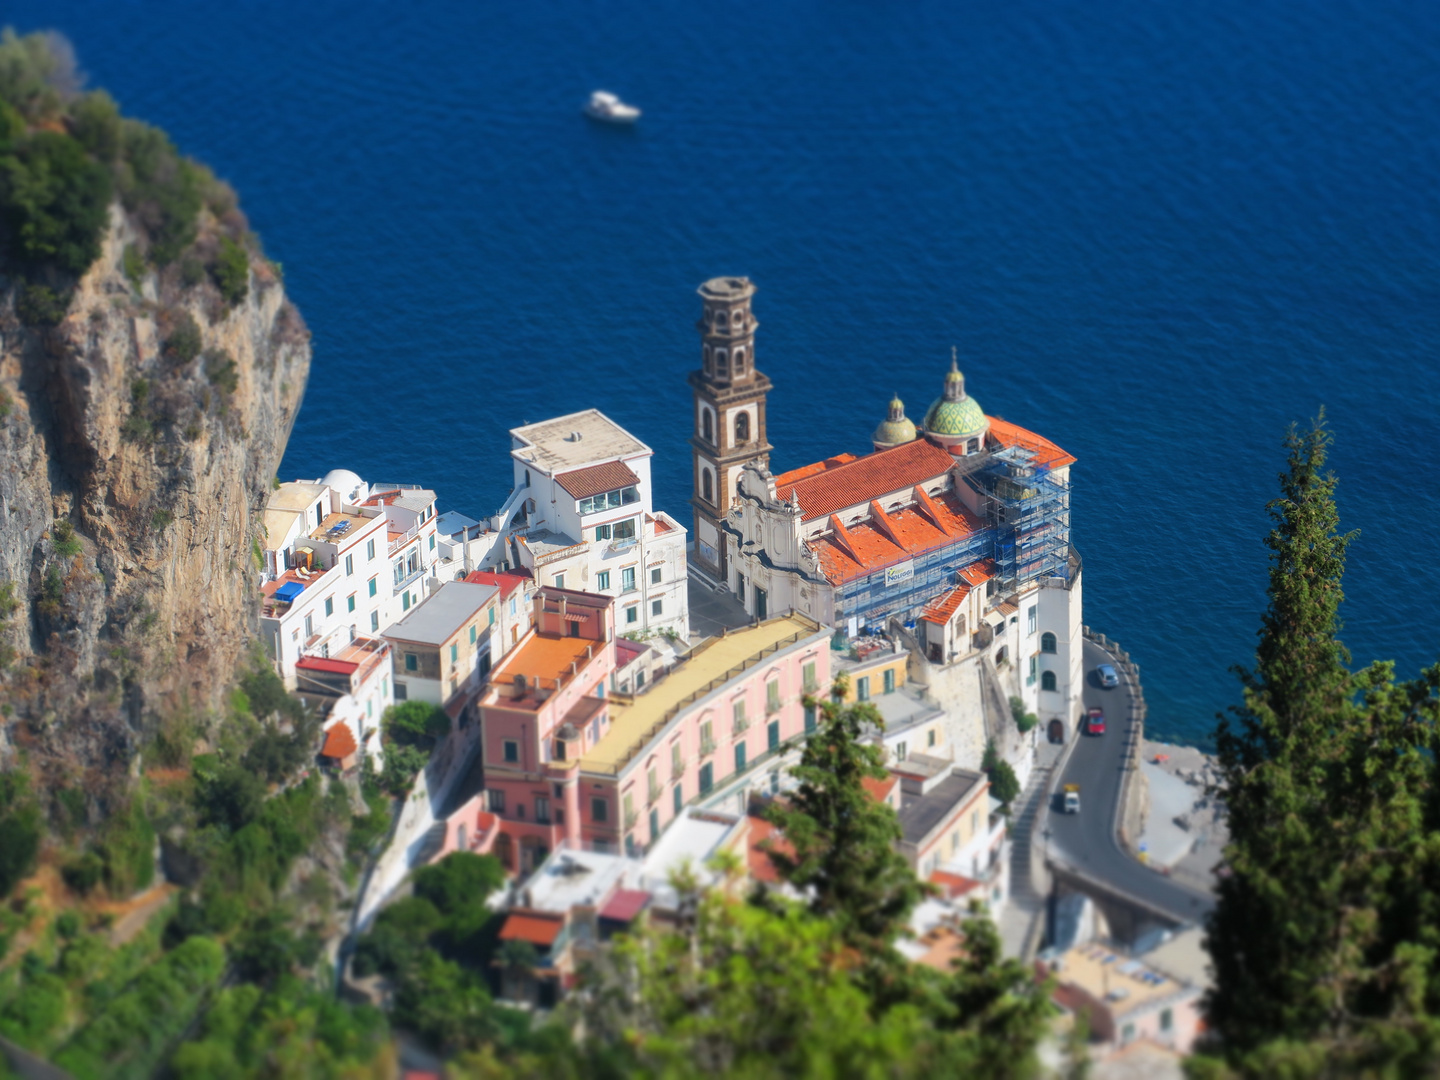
[250,278,1207,1069]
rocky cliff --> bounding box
[0,203,309,799]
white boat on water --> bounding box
[584,90,641,125]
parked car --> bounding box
[1097,663,1120,688]
[1086,707,1106,736]
[1062,784,1081,814]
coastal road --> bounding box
[1045,639,1214,925]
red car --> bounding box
[1086,707,1106,736]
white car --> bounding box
[1097,663,1120,688]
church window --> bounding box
[716,349,728,374]
[967,438,980,454]
[735,412,750,444]
[702,410,713,443]
[702,469,714,504]
[733,347,745,372]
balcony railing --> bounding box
[699,737,716,758]
[623,808,639,831]
[388,524,420,556]
[647,782,661,804]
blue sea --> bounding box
[14,0,1440,748]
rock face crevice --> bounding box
[0,204,310,796]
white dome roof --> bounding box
[321,469,366,503]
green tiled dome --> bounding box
[923,394,986,437]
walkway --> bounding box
[687,575,751,640]
[998,741,1061,957]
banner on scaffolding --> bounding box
[884,561,914,587]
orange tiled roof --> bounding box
[464,569,528,599]
[778,440,957,521]
[499,912,564,947]
[809,491,985,585]
[920,583,971,625]
[986,416,1076,470]
[490,633,600,689]
[861,774,899,804]
[320,723,357,759]
[929,869,984,899]
[554,460,641,500]
[959,559,997,586]
[773,453,860,488]
[747,815,793,884]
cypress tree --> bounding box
[1205,414,1440,1063]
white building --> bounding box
[259,470,446,686]
[478,410,690,642]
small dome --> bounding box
[873,395,918,450]
[922,356,988,447]
[321,469,367,503]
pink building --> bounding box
[472,603,831,874]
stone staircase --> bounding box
[999,762,1054,958]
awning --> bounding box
[274,581,305,603]
[499,912,564,948]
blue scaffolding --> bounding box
[964,445,1072,595]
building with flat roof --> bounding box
[383,581,500,707]
[475,409,690,641]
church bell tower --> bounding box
[688,277,772,589]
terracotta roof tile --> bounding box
[554,460,641,500]
[295,656,360,675]
[920,583,971,625]
[499,912,564,947]
[986,416,1076,470]
[464,570,529,599]
[809,492,985,585]
[320,723,357,759]
[599,889,650,922]
[774,453,860,488]
[747,815,792,884]
[959,559,998,586]
[779,440,957,521]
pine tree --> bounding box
[1205,414,1440,1062]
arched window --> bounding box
[966,437,980,454]
[702,469,713,504]
[702,410,713,443]
[1041,671,1057,692]
[1041,632,1057,653]
[733,347,745,373]
[703,345,712,374]
[716,349,728,375]
[732,310,743,325]
[735,412,750,444]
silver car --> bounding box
[1097,664,1120,688]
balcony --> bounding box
[647,781,662,805]
[623,808,639,831]
[388,523,421,556]
[699,737,716,758]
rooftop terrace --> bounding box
[510,409,651,475]
[486,633,603,710]
[581,614,825,775]
[1047,942,1192,1016]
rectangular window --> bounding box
[450,643,458,664]
[405,653,418,671]
[487,605,495,626]
[857,676,870,701]
[621,566,636,592]
[591,796,608,823]
[671,741,683,777]
[766,680,781,712]
[622,791,635,826]
[346,594,356,613]
[1028,654,1037,686]
[503,740,519,763]
[345,554,354,576]
[700,720,715,754]
[509,597,517,616]
[1027,605,1037,635]
[402,592,410,612]
[647,768,660,803]
[469,624,476,643]
[768,720,780,751]
[304,614,313,639]
[488,789,505,814]
[732,699,747,733]
[597,570,611,590]
[370,610,379,632]
[613,517,637,541]
[802,661,818,692]
[895,741,907,761]
[673,783,683,816]
[1160,1009,1173,1032]
[883,668,895,694]
[804,703,817,733]
[366,538,376,560]
[324,597,334,617]
[429,534,435,551]
[553,573,565,589]
[394,681,407,701]
[535,796,550,824]
[594,523,612,541]
[651,598,663,616]
[368,576,377,597]
[651,567,662,584]
[734,742,747,774]
[626,605,639,625]
[928,728,937,748]
[699,763,714,795]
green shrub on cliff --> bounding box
[0,773,41,898]
[210,235,249,306]
[0,130,112,274]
